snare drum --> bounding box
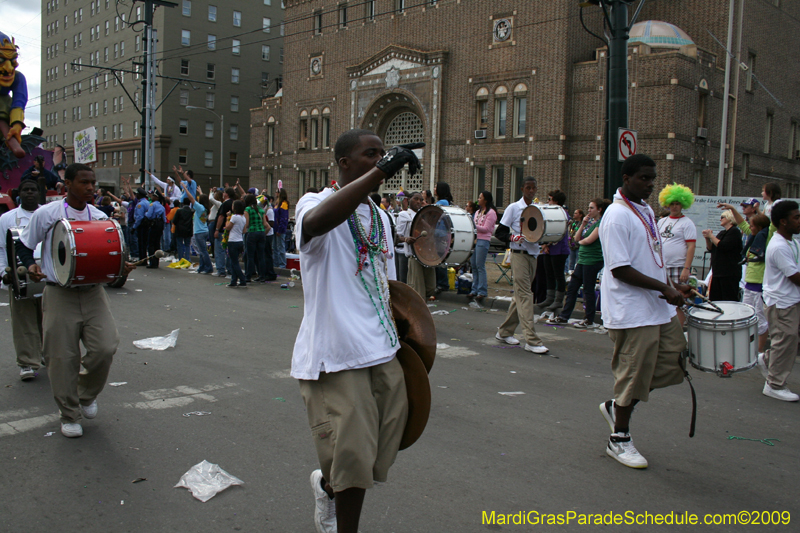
[51,219,126,287]
[520,205,569,243]
[686,301,758,376]
[410,205,476,267]
[5,228,45,299]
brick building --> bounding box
[40,0,284,192]
[249,0,800,210]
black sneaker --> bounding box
[546,316,569,325]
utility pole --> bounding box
[716,0,735,195]
[579,1,646,198]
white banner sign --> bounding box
[73,127,98,164]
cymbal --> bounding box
[396,340,431,450]
[389,280,436,373]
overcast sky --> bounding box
[1,1,42,131]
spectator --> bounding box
[702,210,743,301]
[144,192,166,268]
[567,209,585,272]
[394,193,416,284]
[172,198,195,262]
[97,196,115,218]
[51,144,68,180]
[538,190,570,316]
[273,188,290,268]
[742,214,771,352]
[214,187,235,276]
[548,198,609,328]
[132,188,150,261]
[244,193,269,282]
[225,200,248,287]
[261,195,278,281]
[166,199,180,254]
[656,183,697,325]
[22,155,61,191]
[762,182,782,218]
[208,190,222,257]
[182,183,213,274]
[424,189,434,206]
[434,182,453,293]
[404,193,436,298]
[468,191,497,303]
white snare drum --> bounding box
[521,205,568,243]
[686,301,758,377]
[5,227,45,299]
[410,205,476,267]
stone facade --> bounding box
[250,0,800,210]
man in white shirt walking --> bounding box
[758,200,800,402]
[0,180,43,380]
[293,129,421,533]
[598,154,690,469]
[494,177,549,355]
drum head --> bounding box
[410,205,452,267]
[521,206,543,242]
[51,220,74,287]
[687,301,755,322]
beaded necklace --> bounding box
[619,190,664,268]
[331,184,398,348]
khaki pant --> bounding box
[298,357,408,492]
[608,316,686,406]
[764,304,799,390]
[498,252,544,347]
[42,284,119,423]
[407,256,436,300]
[9,289,43,369]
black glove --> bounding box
[376,143,424,178]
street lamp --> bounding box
[186,105,224,188]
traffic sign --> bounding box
[618,128,637,162]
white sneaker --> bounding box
[757,353,768,380]
[606,432,648,469]
[524,344,551,355]
[495,332,520,345]
[762,382,800,402]
[80,400,98,419]
[310,469,336,533]
[61,423,83,438]
[574,319,597,329]
[599,400,616,432]
[19,367,35,381]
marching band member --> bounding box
[758,200,800,402]
[0,180,42,380]
[494,176,550,355]
[17,164,135,438]
[598,154,690,469]
[293,130,419,533]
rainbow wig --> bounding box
[658,183,694,209]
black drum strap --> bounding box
[685,369,697,438]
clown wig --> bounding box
[658,183,695,209]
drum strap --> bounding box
[685,370,697,438]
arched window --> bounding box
[382,111,424,192]
[476,87,489,130]
[494,86,508,138]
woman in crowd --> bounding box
[467,191,497,303]
[538,190,570,316]
[244,193,269,282]
[208,190,223,257]
[741,213,772,352]
[273,188,290,269]
[567,208,584,273]
[702,209,743,302]
[547,198,609,328]
[182,184,213,275]
[225,200,248,287]
[762,182,782,218]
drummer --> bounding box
[0,180,43,381]
[598,154,690,469]
[16,163,136,438]
[494,176,550,355]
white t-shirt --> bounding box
[763,233,800,309]
[292,188,398,380]
[599,192,676,329]
[657,215,697,268]
[0,207,37,290]
[19,199,108,283]
[265,207,275,236]
[499,197,541,256]
[228,214,246,242]
[396,208,415,256]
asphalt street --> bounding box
[0,267,798,532]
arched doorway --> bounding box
[380,110,424,194]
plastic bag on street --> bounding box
[133,329,180,350]
[175,460,244,502]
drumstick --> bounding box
[131,250,165,266]
[690,289,724,313]
[419,231,428,237]
[17,266,28,276]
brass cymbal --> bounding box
[396,340,431,450]
[389,280,436,373]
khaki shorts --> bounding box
[608,316,686,406]
[298,357,408,492]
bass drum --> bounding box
[521,205,569,243]
[51,219,126,287]
[5,227,45,300]
[410,205,476,267]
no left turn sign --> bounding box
[618,128,637,162]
